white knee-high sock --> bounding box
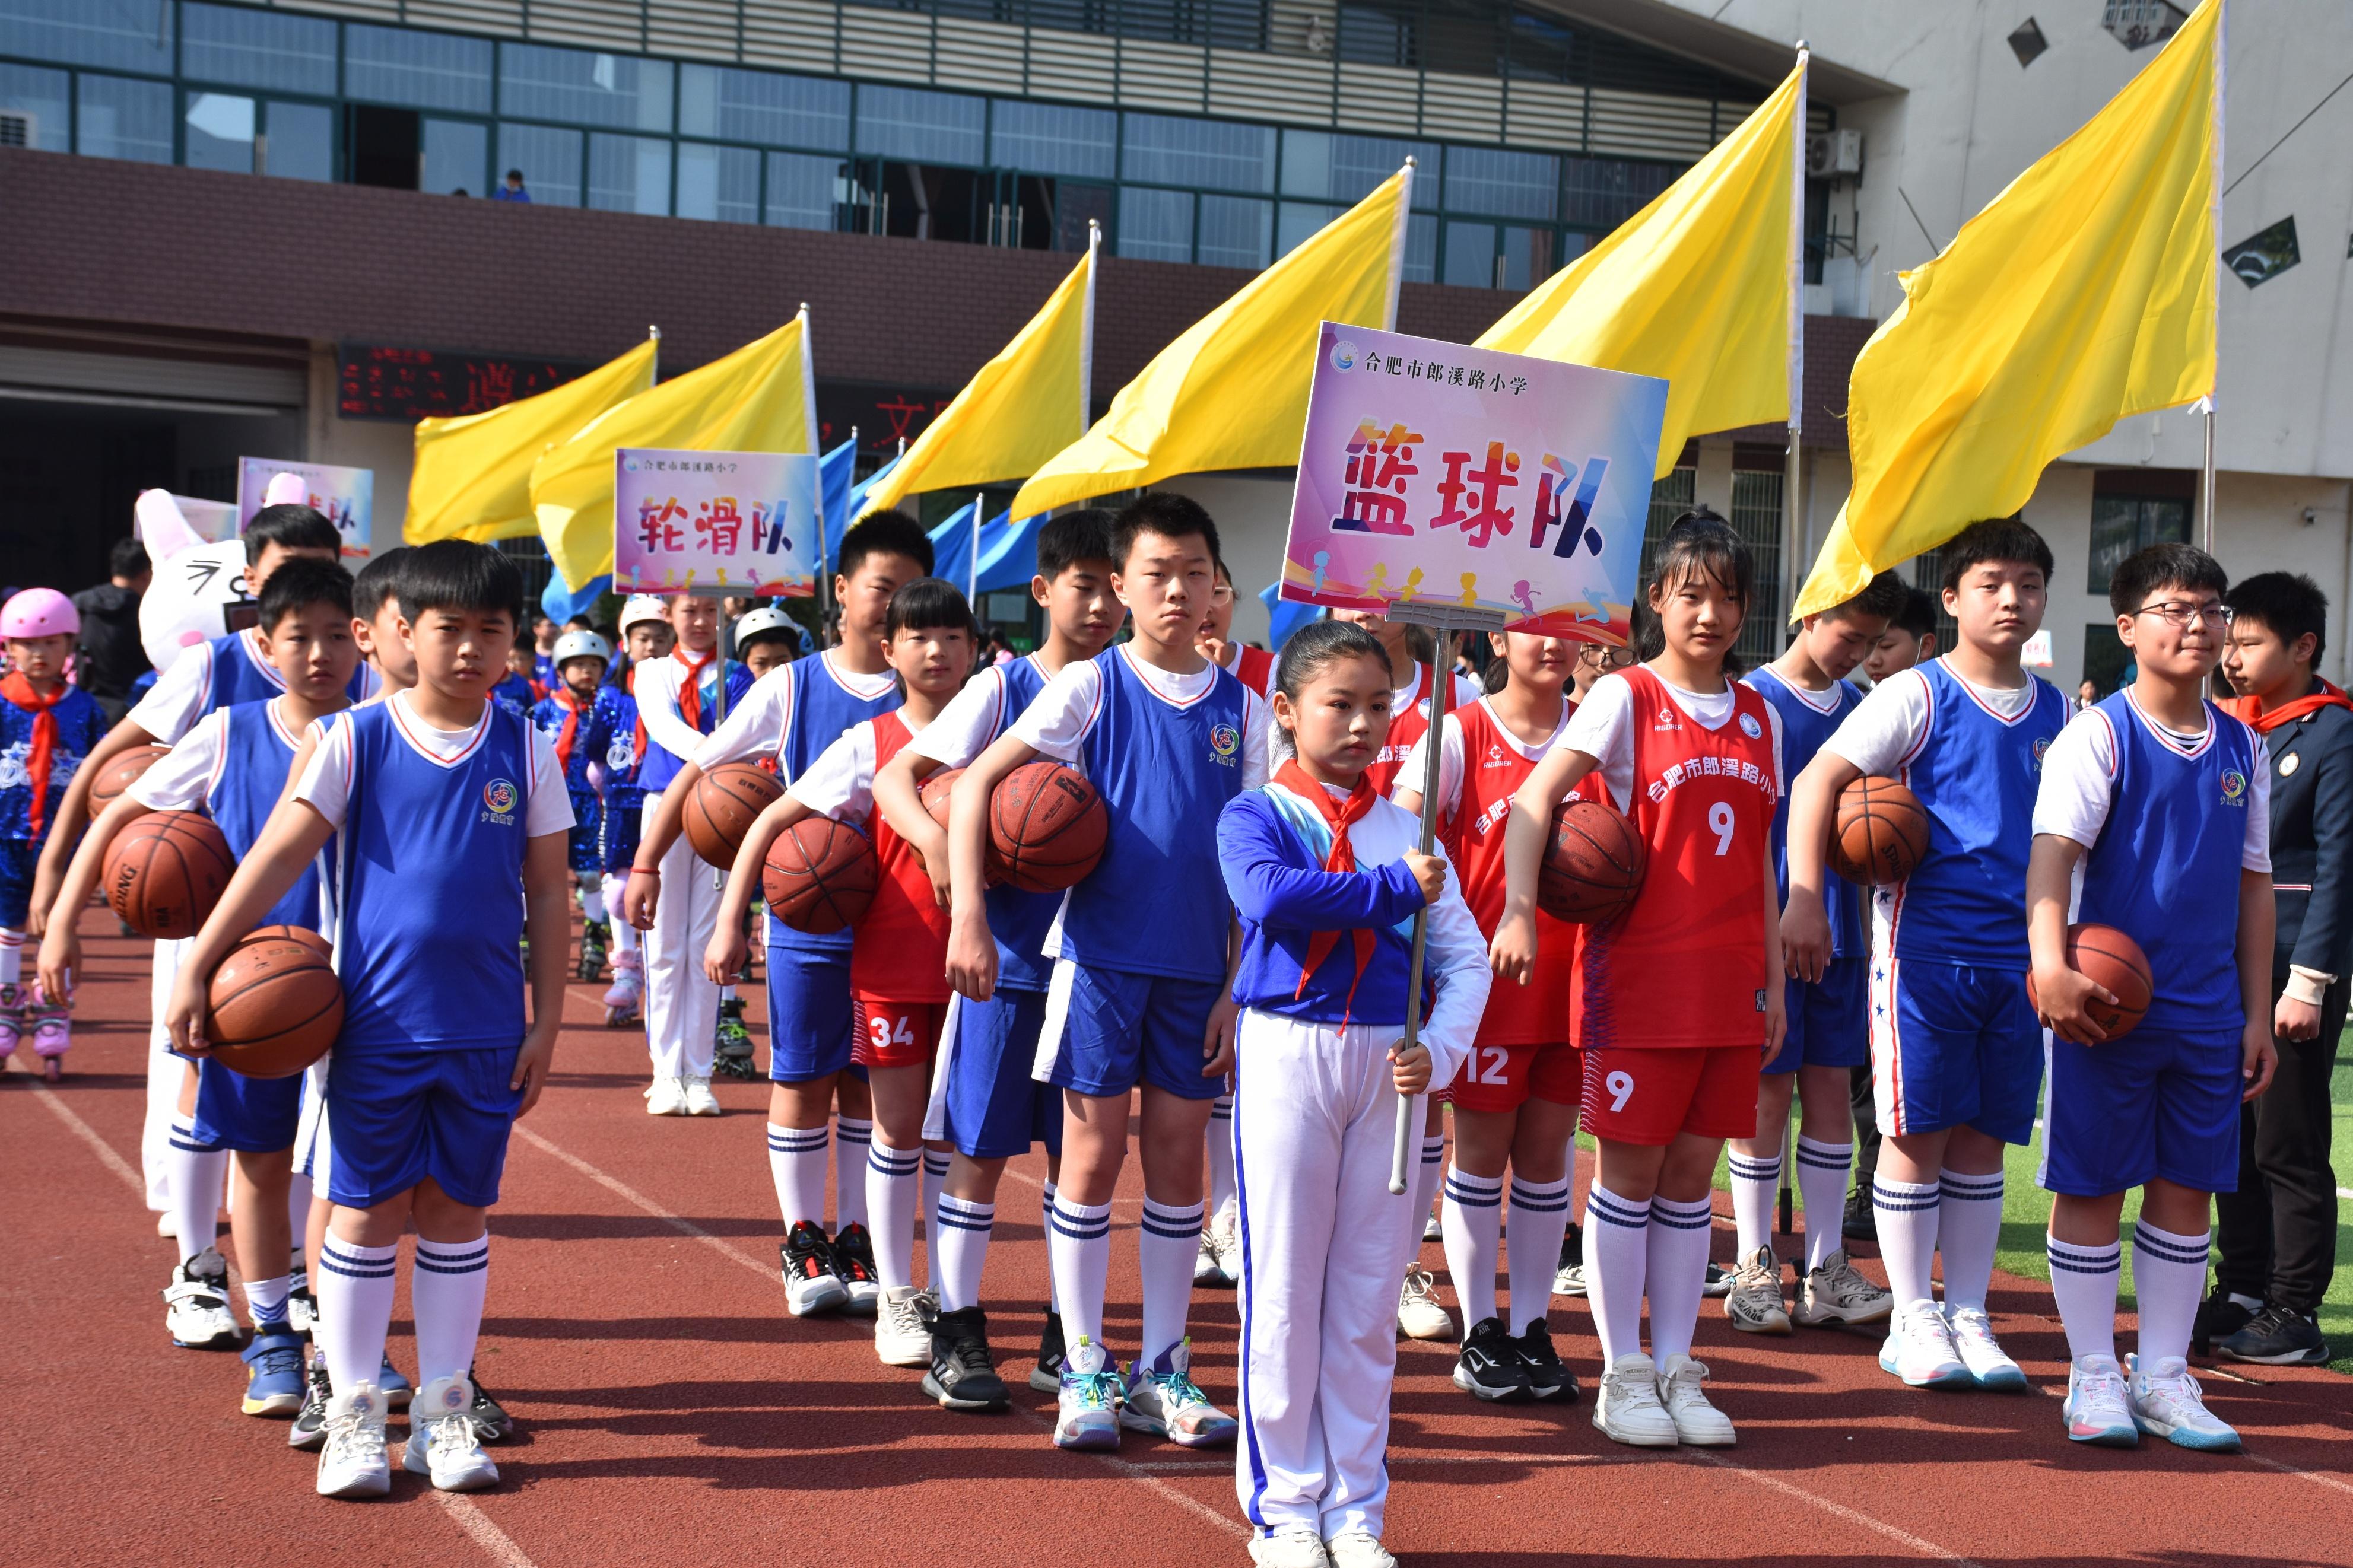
[1041,1182,1062,1313]
[922,1147,950,1241]
[1138,1198,1204,1368]
[286,1170,313,1266]
[1936,1169,2005,1312]
[603,878,637,957]
[1047,1194,1112,1348]
[1583,1185,1650,1364]
[1507,1174,1573,1331]
[2047,1235,2122,1362]
[1728,1149,1780,1257]
[579,879,606,924]
[1412,1134,1447,1245]
[833,1117,872,1229]
[866,1138,922,1290]
[1206,1098,1237,1222]
[1795,1136,1852,1271]
[0,926,21,988]
[1441,1167,1504,1325]
[166,1117,227,1264]
[1644,1194,1716,1363]
[2131,1222,2210,1365]
[935,1195,993,1313]
[767,1122,828,1229]
[411,1235,490,1386]
[316,1238,399,1396]
[1873,1176,1941,1309]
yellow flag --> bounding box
[403,337,658,545]
[865,233,1095,513]
[1013,169,1411,518]
[1478,61,1803,480]
[1795,0,2219,616]
[533,313,819,590]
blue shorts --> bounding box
[767,940,861,1084]
[2040,1028,2242,1197]
[1768,956,1868,1074]
[1869,955,2043,1143]
[325,1045,522,1209]
[191,1057,303,1153]
[599,791,643,874]
[1034,961,1225,1101]
[565,790,602,874]
[942,987,1063,1160]
[0,838,33,928]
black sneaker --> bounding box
[1452,1316,1535,1403]
[287,1350,332,1451]
[1552,1223,1586,1297]
[831,1222,882,1316]
[1842,1187,1876,1243]
[2218,1302,2331,1366]
[2192,1289,2258,1356]
[1700,1261,1733,1299]
[468,1369,515,1442]
[1514,1318,1577,1402]
[921,1303,1011,1411]
[780,1220,850,1316]
[1029,1305,1067,1394]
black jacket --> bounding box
[71,582,150,702]
[2257,699,2353,979]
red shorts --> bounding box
[1441,1040,1582,1114]
[852,998,947,1070]
[1579,1045,1761,1146]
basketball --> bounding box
[1831,775,1931,885]
[205,930,343,1079]
[89,744,172,811]
[761,817,878,934]
[103,811,236,939]
[1538,798,1647,924]
[245,923,334,961]
[2026,922,2154,1040]
[918,766,963,831]
[989,761,1108,893]
[685,762,785,869]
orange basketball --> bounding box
[245,924,334,961]
[90,743,172,811]
[1831,775,1931,886]
[2025,923,2155,1041]
[685,762,785,869]
[918,766,963,831]
[989,762,1107,893]
[761,817,878,935]
[103,811,236,939]
[1538,797,1647,924]
[205,931,344,1079]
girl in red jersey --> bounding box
[1491,511,1786,1449]
[710,579,977,1376]
[1395,630,1582,1405]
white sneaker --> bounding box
[1322,1526,1396,1568]
[1423,1206,1443,1243]
[1195,1209,1240,1286]
[1194,1229,1224,1285]
[1397,1265,1455,1341]
[1053,1335,1122,1451]
[877,1285,935,1367]
[1793,1249,1893,1327]
[681,1076,721,1117]
[163,1246,241,1349]
[402,1376,501,1490]
[155,1211,175,1238]
[1945,1305,2027,1391]
[1723,1244,1791,1334]
[1878,1300,1972,1389]
[316,1382,393,1498]
[1249,1526,1331,1568]
[2062,1353,2139,1446]
[645,1076,686,1115]
[1121,1338,1238,1448]
[1655,1352,1737,1446]
[2127,1354,2240,1452]
[1591,1352,1679,1446]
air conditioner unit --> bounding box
[0,110,34,150]
[1806,128,1863,180]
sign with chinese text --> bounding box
[336,344,597,423]
[1281,323,1667,644]
[237,458,373,561]
[612,448,820,597]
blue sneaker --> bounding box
[1121,1338,1237,1448]
[1053,1336,1122,1451]
[240,1329,309,1417]
[377,1354,412,1410]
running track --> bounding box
[5,909,2350,1567]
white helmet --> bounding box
[617,594,668,635]
[734,605,805,652]
[552,630,612,667]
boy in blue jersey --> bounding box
[947,493,1270,1453]
[626,516,931,1308]
[1725,569,1907,1338]
[165,541,573,1500]
[1784,519,2069,1394]
[42,561,358,1402]
[530,629,622,981]
[2029,543,2276,1452]
[872,510,1123,1407]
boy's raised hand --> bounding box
[1403,850,1445,905]
[1389,1039,1430,1096]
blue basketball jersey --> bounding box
[638,654,754,794]
[196,631,374,718]
[2074,693,2257,1035]
[1882,659,2068,968]
[1744,667,1865,958]
[331,701,537,1054]
[979,656,1060,993]
[1051,649,1250,981]
[211,700,322,931]
[770,651,903,956]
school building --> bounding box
[4,0,2348,691]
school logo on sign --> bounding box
[482,777,519,824]
[1209,723,1241,765]
[1330,340,1361,372]
[2221,769,2248,806]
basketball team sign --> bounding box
[1280,323,1668,644]
[612,447,821,598]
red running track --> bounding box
[4,909,2350,1567]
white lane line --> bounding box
[509,1122,1247,1540]
[2241,1450,2353,1500]
[7,1060,143,1190]
[430,1493,543,1567]
[1680,1450,1985,1566]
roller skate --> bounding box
[713,997,756,1079]
[577,920,609,982]
[0,984,21,1066]
[602,952,642,1027]
[29,981,67,1082]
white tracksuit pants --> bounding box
[1232,1009,1421,1542]
[642,803,722,1081]
[143,937,190,1210]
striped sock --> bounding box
[1583,1185,1650,1365]
[2047,1235,2122,1363]
[1507,1174,1573,1330]
[2131,1222,2211,1365]
[1728,1149,1781,1256]
[245,1273,292,1331]
[766,1122,828,1230]
[166,1117,227,1267]
[833,1117,872,1229]
[866,1138,924,1290]
[1936,1169,2005,1311]
[1644,1193,1716,1363]
[1138,1198,1205,1367]
[1414,1134,1447,1243]
[922,1148,951,1242]
[1206,1097,1237,1223]
[1872,1177,1941,1309]
[1041,1181,1061,1313]
[412,1235,490,1388]
[1795,1136,1853,1271]
[1047,1194,1112,1347]
[0,925,21,988]
[316,1239,398,1397]
[1441,1168,1505,1325]
[935,1195,995,1313]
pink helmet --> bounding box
[1,587,80,640]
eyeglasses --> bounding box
[2132,600,2231,629]
[1208,584,1235,606]
[1579,643,1636,667]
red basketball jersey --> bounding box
[1573,667,1775,1051]
[849,711,951,1003]
[1230,643,1275,698]
[1441,698,1578,1047]
[1369,662,1441,796]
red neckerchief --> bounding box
[626,663,647,762]
[1273,759,1383,1026]
[674,647,715,732]
[2222,678,2353,734]
[551,685,585,774]
[2,672,67,840]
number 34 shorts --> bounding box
[1580,1044,1763,1146]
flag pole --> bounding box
[2202,1,2225,557]
[1784,44,1810,628]
[970,491,983,606]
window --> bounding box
[677,142,758,224]
[1119,186,1192,262]
[498,122,582,205]
[990,98,1114,181]
[1443,220,1492,287]
[678,64,847,152]
[1498,224,1552,290]
[588,131,669,214]
[76,72,169,161]
[2082,622,2133,695]
[264,100,332,181]
[1336,2,1414,67]
[1444,144,1557,220]
[180,3,334,96]
[1562,156,1674,231]
[183,90,252,171]
[1729,451,1786,664]
[854,84,983,166]
[766,150,835,229]
[1276,200,1337,258]
[345,24,493,115]
[1281,129,1439,209]
[0,62,68,151]
[422,117,485,195]
[2088,472,2194,593]
[1123,112,1274,193]
[1403,211,1436,283]
[501,43,672,133]
[0,0,172,75]
[1197,193,1271,269]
